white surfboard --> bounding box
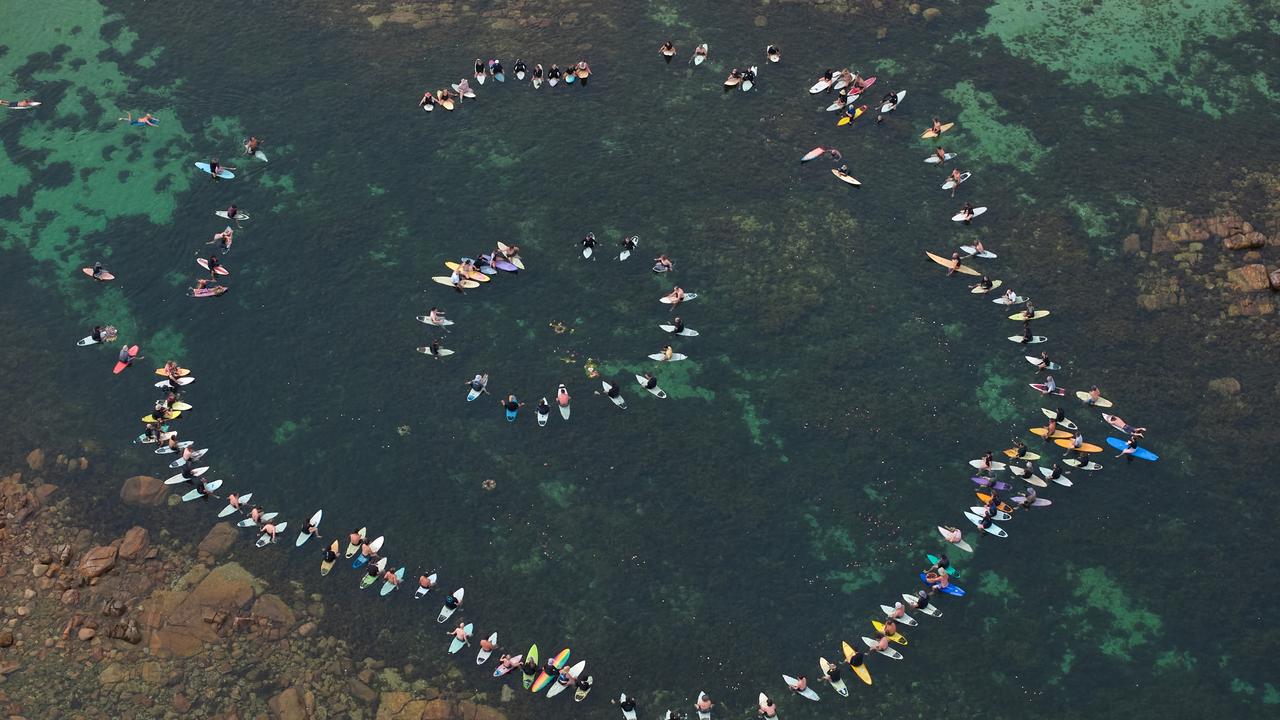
[414,572,438,599]
[968,505,1011,522]
[77,336,99,346]
[902,593,942,617]
[809,78,833,94]
[417,347,455,357]
[296,509,323,547]
[238,511,277,528]
[1007,335,1048,344]
[658,324,699,336]
[437,587,465,623]
[217,492,251,517]
[648,352,688,362]
[993,294,1028,305]
[862,636,903,660]
[537,399,550,427]
[164,466,208,484]
[659,292,697,304]
[924,152,957,164]
[254,150,268,162]
[154,377,195,387]
[879,90,906,113]
[960,245,997,258]
[937,525,974,553]
[1025,355,1061,370]
[214,210,250,220]
[635,374,667,398]
[180,479,221,502]
[952,206,988,222]
[968,459,1007,471]
[880,605,918,626]
[255,521,287,547]
[476,632,498,664]
[582,246,593,259]
[964,511,1008,537]
[601,381,627,409]
[620,694,638,720]
[782,674,820,701]
[415,315,454,327]
[941,172,971,189]
[168,448,209,468]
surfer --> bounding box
[382,567,401,589]
[659,345,674,361]
[659,40,676,61]
[693,44,708,63]
[557,385,571,409]
[247,506,264,526]
[428,307,446,325]
[670,317,685,334]
[826,148,843,162]
[971,275,993,292]
[621,235,638,254]
[885,600,910,622]
[939,525,964,548]
[205,254,222,278]
[1042,418,1059,439]
[882,618,898,638]
[869,633,893,653]
[0,99,39,108]
[498,243,521,260]
[663,286,686,308]
[837,68,854,88]
[467,373,489,397]
[787,676,809,693]
[502,394,523,414]
[1008,439,1029,459]
[1002,288,1019,305]
[348,529,364,550]
[300,515,320,541]
[321,541,338,566]
[581,232,597,254]
[766,44,781,62]
[209,226,233,252]
[257,522,278,545]
[478,633,496,656]
[120,112,158,127]
[244,136,262,156]
[907,590,933,615]
[513,59,527,78]
[90,262,109,280]
[933,146,949,164]
[417,572,437,592]
[194,479,216,501]
[521,656,539,682]
[356,539,377,565]
[548,64,562,84]
[161,360,183,381]
[532,64,544,85]
[1018,320,1033,344]
[1017,302,1038,320]
[448,271,467,293]
[455,78,474,99]
[115,345,135,370]
[1085,386,1102,405]
[741,67,756,87]
[90,325,116,343]
[977,450,995,471]
[437,88,455,106]
[443,590,463,615]
[1019,486,1039,507]
[491,59,505,79]
[536,396,551,418]
[969,240,988,256]
[1115,437,1143,459]
[929,117,944,135]
[497,653,518,672]
[426,338,442,358]
[725,67,742,85]
[946,251,964,277]
[758,695,778,718]
[207,158,228,180]
[418,89,435,110]
[222,493,242,514]
[1043,375,1058,394]
[642,373,659,391]
[959,201,976,224]
[696,694,714,715]
[1034,352,1052,372]
[474,58,484,80]
[364,562,380,584]
[604,383,622,402]
[654,254,674,272]
[948,168,964,197]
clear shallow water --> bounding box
[3,0,1280,717]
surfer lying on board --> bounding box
[120,112,158,127]
[946,251,964,276]
[0,99,39,107]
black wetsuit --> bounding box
[644,376,658,389]
[606,384,620,399]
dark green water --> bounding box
[3,0,1280,717]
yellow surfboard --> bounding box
[975,492,1016,513]
[871,621,908,646]
[1003,448,1041,460]
[840,641,873,685]
[836,106,866,126]
[925,251,980,276]
[831,168,861,186]
[154,367,191,377]
[444,262,490,282]
[1030,427,1072,439]
[431,276,479,289]
[1056,438,1103,453]
[1008,310,1050,321]
[141,410,181,423]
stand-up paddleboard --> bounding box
[809,77,833,94]
[532,648,571,692]
[963,511,1008,538]
[438,587,465,623]
[901,594,942,618]
[81,267,115,282]
[237,511,277,529]
[1105,436,1158,460]
[181,479,221,502]
[467,375,489,401]
[113,345,139,374]
[879,90,906,113]
[921,122,954,139]
[415,315,455,327]
[782,674,820,701]
[523,645,541,689]
[414,572,438,599]
[801,147,826,162]
[217,492,250,517]
[635,374,667,398]
[1055,438,1103,453]
[1030,426,1071,439]
[196,258,230,276]
[961,245,997,259]
[648,352,688,362]
[968,505,1011,522]
[359,557,387,588]
[431,276,480,289]
[840,641,874,684]
[920,571,967,595]
[925,251,980,275]
[831,168,861,186]
[870,620,908,646]
[194,162,234,179]
[970,280,1003,294]
[416,346,455,357]
[924,152,956,164]
[494,652,523,677]
[696,690,714,717]
[937,525,973,553]
[168,448,209,468]
[1025,355,1061,370]
[380,566,405,596]
[164,466,208,485]
[659,324,699,336]
[353,535,384,568]
[345,527,366,558]
[1013,495,1053,507]
[968,459,1007,471]
[296,509,322,547]
[1008,335,1048,344]
[320,540,340,575]
[536,398,550,426]
[952,207,988,222]
[862,636,903,660]
[1009,310,1050,321]
[972,476,1012,491]
[476,632,499,665]
[256,521,287,547]
[619,693,637,720]
[1041,408,1077,429]
[557,384,571,419]
[601,381,627,409]
[880,604,919,626]
[1075,390,1114,407]
[941,172,971,190]
[659,292,697,304]
[214,210,250,220]
[548,660,585,698]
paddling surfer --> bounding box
[120,112,159,127]
[604,382,622,402]
[91,262,109,280]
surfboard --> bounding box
[414,572,438,599]
[1056,438,1103,453]
[961,245,997,259]
[963,511,1008,537]
[296,509,322,547]
[970,280,1003,294]
[557,384,571,419]
[920,572,967,596]
[523,646,541,689]
[113,345,138,374]
[636,374,666,398]
[619,692,637,720]
[723,76,742,88]
[1025,355,1061,370]
[921,122,955,138]
[601,381,626,409]
[840,641,874,684]
[494,652,523,677]
[320,540,340,575]
[431,276,480,289]
[215,210,249,220]
[1008,335,1048,344]
[1002,449,1040,461]
[1064,458,1103,470]
[925,251,980,276]
[809,78,833,93]
[972,476,1013,491]
[870,620,908,646]
[168,448,208,468]
[416,347,455,357]
[801,147,826,162]
[254,150,268,162]
[659,292,697,304]
[831,168,861,186]
[537,399,549,426]
[189,285,227,298]
[968,505,1011,522]
[879,90,906,113]
[937,526,973,553]
[548,660,585,698]
[1030,427,1072,439]
[1013,495,1053,507]
[444,262,489,282]
[194,162,234,179]
[380,567,405,596]
[181,479,221,502]
[255,521,287,547]
[647,352,688,362]
[83,267,115,281]
[217,492,250,518]
[659,324,699,336]
[1075,390,1114,407]
[924,152,956,164]
[496,243,525,270]
[952,207,988,222]
[237,511,277,528]
[1040,408,1077,429]
[532,648,570,692]
[968,459,1007,471]
[836,106,866,125]
[942,172,972,190]
[416,316,454,327]
[467,376,488,401]
[782,674,820,701]
[438,588,464,623]
[582,246,594,258]
[476,632,499,665]
[196,258,230,276]
[1009,310,1050,321]
[164,466,208,485]
[1030,383,1066,396]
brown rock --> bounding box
[1223,231,1266,250]
[60,588,81,605]
[409,699,506,720]
[1208,377,1242,396]
[121,475,169,506]
[297,621,317,638]
[268,686,308,720]
[1165,221,1210,244]
[197,523,238,559]
[923,7,942,21]
[25,448,44,470]
[141,661,165,685]
[100,662,130,685]
[119,526,150,560]
[1228,296,1276,317]
[1204,214,1247,237]
[78,627,97,641]
[34,483,57,503]
[1270,268,1280,291]
[173,692,193,714]
[251,593,296,630]
[77,545,118,579]
[1122,233,1141,254]
[1227,264,1271,292]
[146,562,263,658]
[0,630,13,647]
[348,678,377,704]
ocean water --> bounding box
[3,1,1280,718]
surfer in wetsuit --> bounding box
[1019,486,1039,508]
[513,59,527,78]
[581,232,597,254]
[206,254,221,277]
[1018,320,1033,344]
[604,383,621,400]
[971,275,993,292]
[548,64,562,83]
[502,395,523,415]
[670,317,685,334]
[741,67,756,87]
[419,89,435,110]
[300,516,319,541]
[321,542,337,565]
[622,235,638,254]
[1009,439,1028,459]
[1034,352,1052,372]
[536,397,550,417]
[444,592,462,612]
[521,655,539,681]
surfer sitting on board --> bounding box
[1034,352,1052,372]
[0,99,39,108]
[659,345,674,361]
[653,254,674,272]
[934,146,949,163]
[210,227,233,251]
[788,676,809,694]
[1002,288,1018,304]
[382,567,400,588]
[418,572,436,591]
[693,44,707,63]
[929,117,943,135]
[244,136,262,155]
[581,232,597,252]
[257,522,278,544]
[1009,439,1028,458]
[948,168,964,196]
[1085,386,1102,405]
[959,201,976,223]
[766,45,781,62]
[419,90,435,109]
[116,345,135,369]
[663,285,685,308]
[622,235,638,253]
[971,275,993,292]
[939,525,964,548]
[946,252,964,277]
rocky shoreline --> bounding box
[0,449,508,720]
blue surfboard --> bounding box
[194,162,235,179]
[920,572,965,596]
[1105,436,1159,461]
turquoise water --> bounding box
[4,0,1280,717]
